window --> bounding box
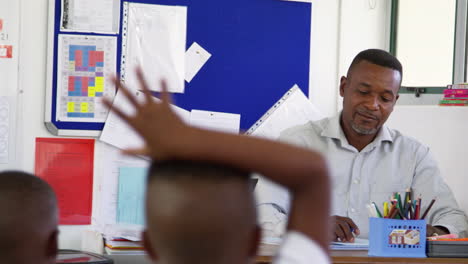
[390,0,466,104]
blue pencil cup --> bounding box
[368,217,426,258]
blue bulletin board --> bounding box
[45,0,311,136]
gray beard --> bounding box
[351,122,378,135]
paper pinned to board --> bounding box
[61,0,120,34]
[122,3,187,93]
[56,35,117,123]
[190,110,240,134]
[185,42,212,83]
[246,84,323,139]
[99,89,190,151]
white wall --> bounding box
[13,0,468,251]
[18,0,90,250]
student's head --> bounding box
[0,171,58,264]
[340,49,402,135]
[143,160,259,264]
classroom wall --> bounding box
[12,0,468,250]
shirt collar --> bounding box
[321,111,393,144]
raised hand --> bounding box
[103,67,192,160]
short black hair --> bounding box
[148,159,251,183]
[348,49,403,81]
[0,171,56,202]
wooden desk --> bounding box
[257,250,468,264]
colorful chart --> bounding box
[57,35,116,122]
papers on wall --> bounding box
[185,42,212,83]
[56,34,117,123]
[0,97,13,164]
[94,141,149,241]
[246,85,324,139]
[99,89,190,151]
[122,3,187,93]
[94,141,148,241]
[190,110,240,134]
[117,167,147,226]
[35,138,94,225]
[331,238,369,250]
[95,142,149,226]
[252,85,323,236]
[61,0,120,34]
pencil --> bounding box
[397,193,403,211]
[388,204,398,219]
[421,198,436,220]
[415,196,421,220]
[373,202,383,218]
[404,188,410,204]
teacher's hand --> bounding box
[333,215,360,242]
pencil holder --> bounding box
[368,217,426,258]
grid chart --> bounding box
[66,45,104,118]
[57,35,116,123]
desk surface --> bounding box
[257,250,468,264]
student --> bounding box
[277,49,468,241]
[0,171,58,264]
[103,68,332,264]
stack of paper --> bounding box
[104,237,145,255]
[330,238,369,250]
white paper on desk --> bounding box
[102,223,144,241]
[190,110,241,134]
[61,0,120,33]
[99,89,190,151]
[247,85,324,140]
[123,3,187,93]
[185,42,212,83]
[330,238,369,250]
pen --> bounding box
[421,198,436,220]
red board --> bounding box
[35,138,94,225]
[0,19,3,32]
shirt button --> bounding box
[350,208,356,213]
[353,179,360,184]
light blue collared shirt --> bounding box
[275,112,468,238]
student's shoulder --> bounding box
[274,231,330,264]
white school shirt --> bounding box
[274,231,330,264]
[277,113,468,238]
